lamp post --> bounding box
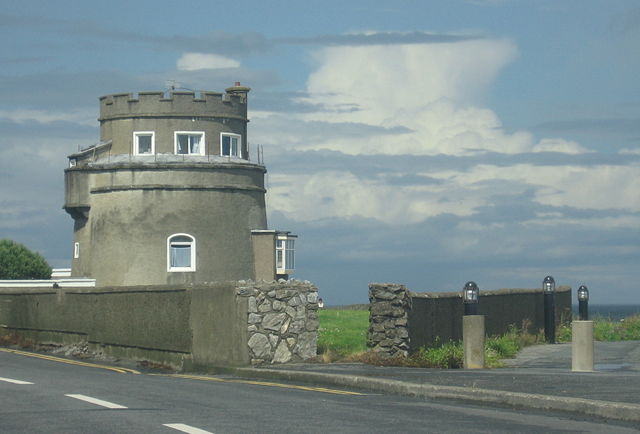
[543,275,556,344]
[462,281,484,368]
[463,281,479,316]
[577,285,589,321]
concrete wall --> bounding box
[64,162,268,286]
[0,280,318,369]
[251,231,277,281]
[98,89,249,159]
[368,283,572,357]
[64,87,270,288]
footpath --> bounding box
[225,340,640,424]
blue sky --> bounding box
[1,0,638,304]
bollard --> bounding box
[572,320,594,372]
[463,315,485,369]
[543,276,556,344]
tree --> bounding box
[0,239,51,280]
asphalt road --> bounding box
[1,349,638,433]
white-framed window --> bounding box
[167,234,196,272]
[276,235,295,274]
[175,132,205,155]
[221,133,242,158]
[74,242,80,259]
[133,131,155,155]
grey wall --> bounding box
[0,280,318,369]
[64,88,268,288]
[368,283,572,356]
[407,287,571,351]
[99,90,249,158]
[64,163,268,286]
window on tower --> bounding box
[276,234,296,275]
[221,133,242,158]
[133,131,155,155]
[167,234,196,272]
[175,132,205,155]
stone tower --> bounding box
[64,84,295,287]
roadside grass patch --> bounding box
[317,309,368,359]
[557,314,640,342]
[318,309,640,368]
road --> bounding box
[1,349,638,433]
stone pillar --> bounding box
[367,283,411,357]
[463,315,485,369]
[237,280,319,365]
[572,320,594,372]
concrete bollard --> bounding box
[572,320,594,372]
[463,315,485,369]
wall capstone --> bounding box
[237,279,318,365]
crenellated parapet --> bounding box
[99,88,249,122]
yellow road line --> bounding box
[2,348,361,395]
[160,373,363,396]
[0,348,140,374]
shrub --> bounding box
[0,239,51,280]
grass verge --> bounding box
[317,309,369,361]
[318,309,640,368]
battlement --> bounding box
[99,87,250,122]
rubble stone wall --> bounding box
[237,280,319,365]
[367,283,412,357]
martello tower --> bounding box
[64,84,295,287]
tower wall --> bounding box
[99,90,249,158]
[65,87,271,286]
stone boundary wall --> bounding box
[367,284,412,357]
[368,283,571,357]
[237,280,318,365]
[0,280,318,369]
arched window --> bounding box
[167,234,196,272]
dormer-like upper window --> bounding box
[134,131,155,155]
[221,133,242,158]
[175,132,205,155]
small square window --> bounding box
[175,132,205,155]
[221,133,242,158]
[134,132,155,155]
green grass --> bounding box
[557,315,640,342]
[318,310,640,368]
[317,309,369,357]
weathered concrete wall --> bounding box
[368,283,571,356]
[64,87,268,288]
[0,280,318,369]
[99,90,249,158]
[64,163,268,286]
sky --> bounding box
[1,0,638,305]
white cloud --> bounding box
[0,109,95,126]
[253,39,588,157]
[176,52,240,71]
[256,39,634,229]
[620,147,640,155]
